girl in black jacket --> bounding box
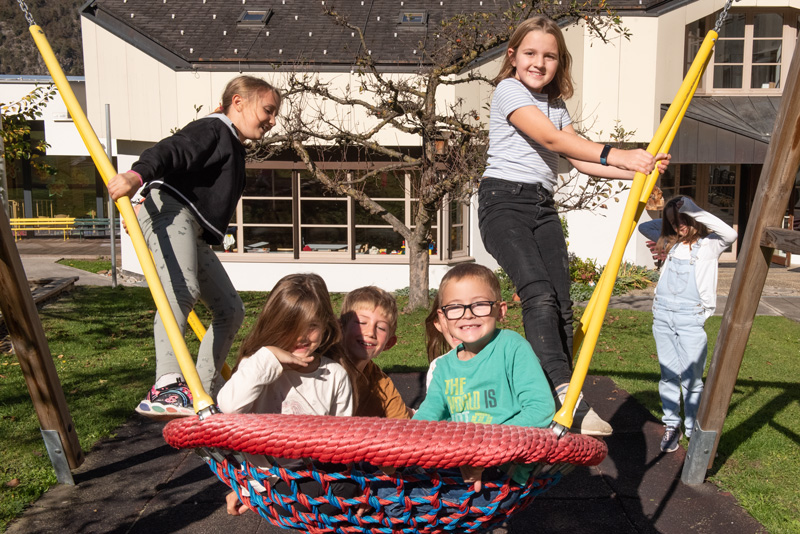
[108,75,281,417]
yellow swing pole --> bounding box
[572,50,710,355]
[554,30,719,431]
[28,25,218,413]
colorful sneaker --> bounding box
[555,384,613,437]
[660,425,683,453]
[135,379,194,419]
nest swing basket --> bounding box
[163,413,607,533]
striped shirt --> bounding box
[483,78,572,192]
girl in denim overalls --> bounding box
[638,196,737,452]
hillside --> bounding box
[0,0,84,76]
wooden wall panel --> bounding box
[697,122,718,163]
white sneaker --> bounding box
[555,385,613,437]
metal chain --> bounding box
[16,0,36,26]
[713,0,737,34]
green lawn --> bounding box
[55,258,113,274]
[1,287,798,533]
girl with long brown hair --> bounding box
[218,273,358,516]
[638,196,737,452]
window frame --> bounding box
[687,8,797,95]
[220,163,467,262]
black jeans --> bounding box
[478,178,573,388]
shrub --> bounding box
[494,268,517,302]
[613,261,659,295]
[568,254,601,285]
[497,255,658,304]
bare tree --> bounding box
[554,120,637,213]
[253,1,628,310]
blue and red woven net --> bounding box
[163,413,607,533]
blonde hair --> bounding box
[656,196,710,254]
[340,286,398,334]
[494,15,574,102]
[219,75,282,113]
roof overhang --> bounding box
[661,96,780,164]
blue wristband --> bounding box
[600,145,612,166]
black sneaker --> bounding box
[660,425,683,453]
[135,378,194,418]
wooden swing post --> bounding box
[682,36,800,484]
[0,206,83,483]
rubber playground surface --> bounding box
[5,374,766,534]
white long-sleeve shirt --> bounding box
[217,347,353,417]
[638,198,737,318]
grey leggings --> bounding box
[139,189,244,396]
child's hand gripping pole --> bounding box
[29,25,221,416]
[552,31,718,434]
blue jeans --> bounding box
[652,308,708,436]
[478,178,573,387]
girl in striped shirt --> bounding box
[478,15,669,436]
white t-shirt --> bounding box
[638,199,737,318]
[483,77,572,192]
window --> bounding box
[447,192,469,258]
[714,13,746,89]
[354,170,408,254]
[399,11,427,25]
[686,10,796,93]
[751,13,783,89]
[6,152,108,219]
[300,171,349,253]
[237,10,272,25]
[235,168,293,253]
[220,166,459,260]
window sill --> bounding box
[216,251,474,265]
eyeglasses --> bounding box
[440,301,496,320]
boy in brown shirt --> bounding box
[341,286,412,419]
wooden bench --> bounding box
[73,218,115,239]
[9,217,76,241]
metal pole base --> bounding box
[41,429,75,485]
[681,423,716,485]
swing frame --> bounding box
[10,0,790,511]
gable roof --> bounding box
[80,0,679,72]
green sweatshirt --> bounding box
[414,328,555,484]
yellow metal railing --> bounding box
[10,217,75,241]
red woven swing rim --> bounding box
[163,414,607,468]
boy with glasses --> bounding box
[414,263,555,489]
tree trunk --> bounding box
[406,232,430,311]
